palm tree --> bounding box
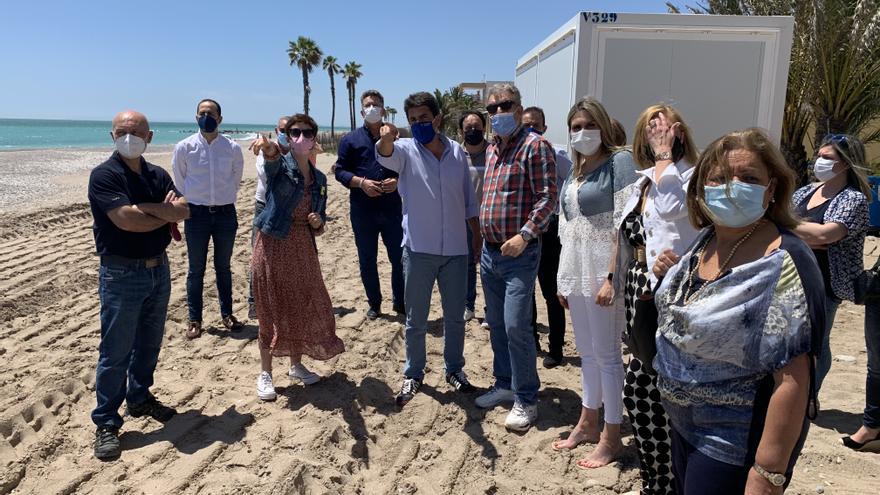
[322,55,341,138]
[386,107,398,124]
[433,86,484,135]
[344,61,363,131]
[666,0,880,177]
[287,37,323,116]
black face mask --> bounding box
[644,137,686,163]
[464,129,484,146]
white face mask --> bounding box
[813,157,839,182]
[570,129,602,156]
[114,133,147,159]
[363,105,383,124]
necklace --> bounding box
[683,220,764,305]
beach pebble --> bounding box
[835,355,857,363]
[816,485,825,494]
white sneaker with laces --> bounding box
[257,371,276,401]
[504,401,538,431]
[475,386,515,408]
[464,308,475,321]
[288,363,321,385]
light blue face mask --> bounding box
[703,180,768,228]
[277,132,289,147]
[490,112,518,137]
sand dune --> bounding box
[0,149,878,494]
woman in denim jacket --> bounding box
[249,114,344,401]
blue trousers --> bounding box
[184,205,238,322]
[350,203,405,310]
[92,262,170,428]
[481,241,541,405]
[401,247,468,380]
[864,298,880,428]
[815,295,840,391]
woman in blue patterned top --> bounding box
[791,134,871,392]
[652,129,825,494]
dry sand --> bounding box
[0,147,879,494]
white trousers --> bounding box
[568,292,624,424]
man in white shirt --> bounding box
[248,115,290,319]
[172,98,245,338]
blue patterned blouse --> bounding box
[653,227,825,466]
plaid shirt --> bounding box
[480,126,558,243]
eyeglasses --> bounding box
[486,100,517,115]
[826,134,850,149]
[288,128,316,139]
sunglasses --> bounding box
[486,100,517,114]
[288,128,316,139]
[826,133,850,149]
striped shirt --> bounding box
[480,127,558,243]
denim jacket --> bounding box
[254,152,327,240]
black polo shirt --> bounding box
[88,152,178,258]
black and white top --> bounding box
[792,184,869,301]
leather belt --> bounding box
[101,253,168,269]
[191,203,235,214]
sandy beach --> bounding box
[0,146,879,494]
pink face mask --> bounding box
[291,135,315,155]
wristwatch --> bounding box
[753,464,786,487]
[520,230,536,242]
[653,150,672,161]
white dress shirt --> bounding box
[172,132,244,206]
[616,159,698,286]
[255,153,267,203]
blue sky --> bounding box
[1,0,668,126]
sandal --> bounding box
[186,320,202,339]
[842,431,880,453]
[222,315,244,332]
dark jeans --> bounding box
[350,202,404,310]
[466,223,478,311]
[865,298,880,428]
[531,215,566,358]
[184,204,238,322]
[248,200,266,307]
[816,295,840,391]
[92,261,170,428]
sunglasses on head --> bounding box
[288,128,316,139]
[826,133,850,149]
[486,100,517,114]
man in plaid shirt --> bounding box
[475,83,557,431]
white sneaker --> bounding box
[504,401,538,431]
[288,363,321,385]
[480,321,490,329]
[464,308,475,321]
[257,371,276,401]
[475,386,515,409]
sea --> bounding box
[0,118,331,151]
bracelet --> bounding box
[653,150,672,161]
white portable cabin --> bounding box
[514,12,795,151]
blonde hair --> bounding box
[687,128,799,230]
[632,104,699,169]
[566,97,620,179]
[817,134,873,203]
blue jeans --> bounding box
[864,298,880,428]
[816,295,840,391]
[350,203,405,310]
[92,262,171,428]
[184,205,238,322]
[466,224,478,311]
[481,241,541,405]
[248,200,266,308]
[401,246,468,381]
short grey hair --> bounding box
[487,83,521,105]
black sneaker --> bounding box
[127,395,177,423]
[446,370,476,393]
[366,307,380,320]
[392,302,406,314]
[222,315,244,332]
[94,425,120,461]
[543,355,563,369]
[395,377,422,407]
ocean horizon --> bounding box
[0,118,336,151]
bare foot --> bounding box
[575,440,623,468]
[552,425,600,450]
[851,426,880,444]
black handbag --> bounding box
[854,259,880,305]
[629,296,659,373]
